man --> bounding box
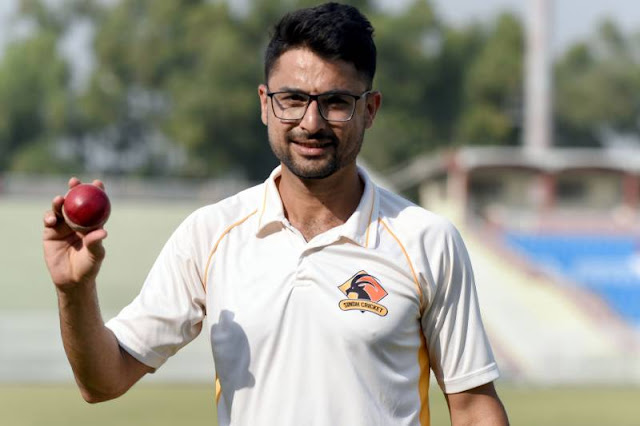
[43,3,509,425]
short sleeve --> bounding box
[105,216,207,369]
[420,222,499,393]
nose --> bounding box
[299,99,327,133]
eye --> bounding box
[325,95,350,105]
[321,94,353,112]
[280,93,307,102]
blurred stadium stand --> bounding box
[0,160,385,202]
[391,146,640,384]
[504,233,640,326]
[0,172,254,203]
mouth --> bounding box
[289,139,336,156]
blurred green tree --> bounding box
[0,0,109,173]
[362,0,445,169]
[79,0,382,178]
[3,1,638,179]
[0,1,74,173]
[363,6,525,171]
[555,19,640,147]
[80,0,269,178]
[456,12,524,147]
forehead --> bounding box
[268,47,365,93]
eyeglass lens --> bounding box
[271,93,358,121]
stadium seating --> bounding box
[457,226,639,384]
[503,232,640,326]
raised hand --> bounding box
[43,177,109,291]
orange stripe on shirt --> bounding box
[215,378,222,404]
[364,190,376,248]
[378,218,424,311]
[418,331,431,426]
[379,218,430,424]
[203,210,258,292]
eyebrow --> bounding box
[275,86,304,93]
[272,86,360,96]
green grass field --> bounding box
[1,383,639,425]
[0,196,200,311]
[2,196,639,425]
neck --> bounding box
[277,164,364,241]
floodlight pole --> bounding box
[524,0,553,152]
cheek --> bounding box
[340,120,365,144]
[267,120,290,145]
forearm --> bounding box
[451,409,509,426]
[447,383,510,426]
[43,180,149,402]
[56,281,140,402]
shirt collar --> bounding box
[255,165,379,248]
[255,165,287,235]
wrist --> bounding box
[55,279,98,302]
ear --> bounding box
[258,84,269,126]
[364,91,382,129]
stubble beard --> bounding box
[279,147,339,180]
[269,130,364,180]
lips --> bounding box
[290,139,335,156]
[292,140,332,148]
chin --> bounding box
[286,161,339,180]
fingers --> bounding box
[68,176,81,190]
[43,196,64,229]
[51,195,64,215]
[67,177,106,191]
[92,179,105,191]
[84,229,108,259]
[45,177,108,236]
[43,210,59,228]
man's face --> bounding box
[259,48,380,180]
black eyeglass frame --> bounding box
[266,90,372,122]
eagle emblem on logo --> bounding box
[337,270,388,316]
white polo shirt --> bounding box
[106,165,499,426]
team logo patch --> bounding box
[338,270,388,316]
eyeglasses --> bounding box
[267,90,371,122]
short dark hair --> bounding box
[264,2,376,88]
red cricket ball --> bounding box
[62,183,111,232]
